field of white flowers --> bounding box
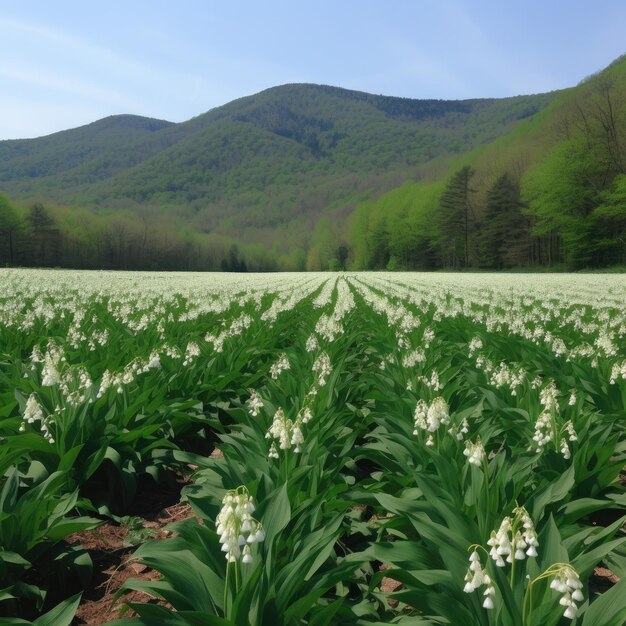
[1,269,625,625]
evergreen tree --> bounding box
[0,194,22,265]
[26,203,61,267]
[436,166,475,268]
[477,174,527,269]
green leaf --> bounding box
[530,464,575,521]
[33,592,82,626]
[258,482,291,548]
[581,577,626,626]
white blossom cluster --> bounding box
[305,334,319,352]
[40,343,65,386]
[463,436,485,467]
[315,314,344,342]
[468,336,483,356]
[486,505,539,567]
[463,550,496,609]
[549,564,584,620]
[182,341,201,366]
[401,348,426,368]
[416,370,442,392]
[87,329,109,351]
[447,416,469,441]
[533,410,553,451]
[464,506,539,610]
[312,277,338,308]
[471,353,527,396]
[559,421,578,460]
[246,389,264,417]
[97,353,161,398]
[60,366,94,406]
[269,353,290,380]
[205,312,254,353]
[216,487,264,564]
[413,397,450,446]
[19,394,55,443]
[265,407,304,457]
[610,359,626,384]
[378,354,395,371]
[312,352,332,386]
[594,331,617,358]
[532,381,578,459]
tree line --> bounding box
[0,197,293,272]
[343,63,626,271]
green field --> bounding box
[1,270,625,625]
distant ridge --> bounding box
[0,83,557,242]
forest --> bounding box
[344,56,626,271]
[1,57,625,272]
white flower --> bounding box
[305,335,319,352]
[463,550,495,609]
[468,337,483,356]
[23,394,44,424]
[21,394,55,443]
[539,381,559,411]
[215,487,264,564]
[265,407,305,456]
[182,341,200,366]
[300,407,312,424]
[564,420,577,442]
[463,436,485,467]
[426,397,450,432]
[270,353,290,379]
[312,352,332,386]
[487,506,538,566]
[549,565,583,620]
[246,389,264,417]
[41,344,64,386]
[533,410,553,452]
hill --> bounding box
[0,85,556,246]
[1,56,625,271]
[344,55,626,271]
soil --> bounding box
[590,565,621,597]
[379,563,402,607]
[69,476,197,625]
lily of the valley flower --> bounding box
[216,486,264,564]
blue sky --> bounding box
[1,0,625,139]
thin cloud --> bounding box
[0,63,138,108]
[0,16,156,81]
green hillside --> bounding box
[345,55,626,271]
[1,56,625,271]
[0,85,555,242]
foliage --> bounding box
[0,261,625,623]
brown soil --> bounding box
[590,565,621,598]
[379,563,402,607]
[68,469,198,626]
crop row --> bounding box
[0,269,624,625]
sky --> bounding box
[1,0,625,140]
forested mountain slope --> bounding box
[345,55,626,271]
[0,84,555,243]
[1,56,625,271]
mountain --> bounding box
[344,55,626,270]
[0,84,556,244]
[1,56,625,271]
